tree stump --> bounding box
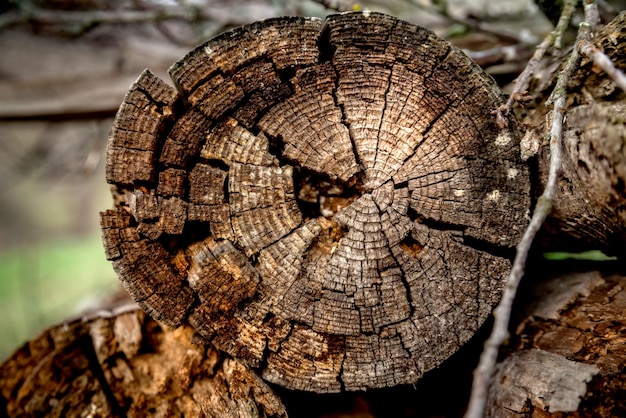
[100,12,531,392]
[0,305,287,417]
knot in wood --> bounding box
[101,12,531,392]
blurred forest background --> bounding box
[0,0,620,361]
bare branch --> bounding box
[579,41,626,92]
[464,1,606,416]
[552,0,580,48]
[308,0,356,12]
[498,0,578,119]
[464,43,532,68]
[415,0,538,45]
[0,3,246,34]
[0,7,187,32]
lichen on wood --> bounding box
[101,12,531,392]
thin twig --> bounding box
[0,8,182,31]
[573,0,626,94]
[552,0,580,49]
[494,0,579,123]
[576,0,626,92]
[308,0,355,12]
[582,0,600,31]
[464,44,531,68]
[405,0,537,45]
[464,1,601,417]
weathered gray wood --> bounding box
[487,349,599,416]
[101,12,531,392]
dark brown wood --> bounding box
[100,12,532,392]
[484,13,626,416]
[0,305,287,417]
[527,11,626,257]
[486,269,626,417]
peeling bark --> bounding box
[0,305,287,418]
[487,269,626,417]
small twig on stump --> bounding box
[464,1,608,417]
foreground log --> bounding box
[487,268,626,417]
[0,304,287,417]
[101,12,532,392]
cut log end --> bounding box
[101,12,531,392]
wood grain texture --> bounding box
[0,306,287,418]
[101,12,531,392]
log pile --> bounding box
[2,10,625,417]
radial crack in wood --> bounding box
[101,12,531,392]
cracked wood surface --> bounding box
[0,306,287,417]
[100,12,531,392]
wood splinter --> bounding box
[101,12,531,392]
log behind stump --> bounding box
[529,11,626,257]
[101,12,531,392]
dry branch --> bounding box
[498,0,578,119]
[579,40,626,92]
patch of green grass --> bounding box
[542,250,618,261]
[0,234,119,360]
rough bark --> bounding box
[484,12,626,416]
[529,11,626,257]
[101,12,532,392]
[0,304,287,418]
[486,268,626,417]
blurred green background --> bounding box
[0,121,119,359]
